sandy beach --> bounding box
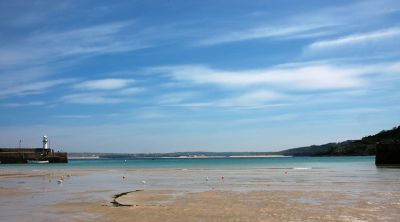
[2,0,400,221]
[53,190,400,222]
[1,161,400,222]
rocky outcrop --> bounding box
[375,142,400,166]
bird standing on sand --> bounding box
[141,180,146,190]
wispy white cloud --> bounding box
[73,78,135,90]
[0,79,73,99]
[146,62,400,109]
[156,92,200,105]
[1,1,73,28]
[0,21,147,68]
[232,114,298,124]
[268,113,298,121]
[218,90,283,107]
[294,0,400,28]
[194,0,400,47]
[325,107,385,115]
[135,110,168,120]
[307,27,400,50]
[52,73,148,105]
[196,24,331,46]
[65,78,144,104]
[55,115,91,119]
[115,87,145,96]
[154,90,287,109]
[162,102,213,108]
[0,101,46,108]
[149,63,387,90]
[61,93,129,105]
[0,65,75,101]
[0,66,51,89]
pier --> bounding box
[375,141,400,166]
[0,148,68,164]
[0,136,68,164]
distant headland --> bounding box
[69,125,400,159]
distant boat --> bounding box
[27,160,49,164]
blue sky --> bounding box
[0,0,399,152]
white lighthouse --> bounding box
[42,135,49,149]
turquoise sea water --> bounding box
[1,156,393,194]
[0,156,376,170]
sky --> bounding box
[0,0,399,153]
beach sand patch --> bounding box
[49,190,400,222]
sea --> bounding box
[0,155,380,170]
[1,156,400,221]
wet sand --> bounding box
[53,190,400,222]
[0,169,88,179]
[1,167,400,221]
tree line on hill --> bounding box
[278,126,400,156]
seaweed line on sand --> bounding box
[111,190,143,207]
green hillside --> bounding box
[279,126,400,156]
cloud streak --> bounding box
[308,28,400,50]
[193,0,400,47]
[0,101,46,108]
[64,77,144,104]
[55,115,92,119]
[196,24,332,46]
[74,79,135,91]
[61,93,129,105]
[219,90,283,107]
[0,79,73,99]
[145,61,400,109]
[149,63,394,90]
[0,21,147,68]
